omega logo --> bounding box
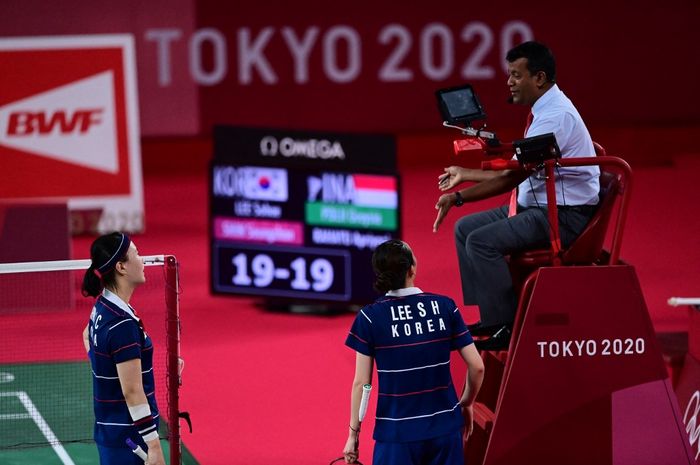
[259,136,345,160]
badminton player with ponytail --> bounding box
[81,232,165,465]
[342,240,484,465]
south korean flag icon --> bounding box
[239,166,289,202]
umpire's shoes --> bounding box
[468,321,504,337]
[474,325,511,351]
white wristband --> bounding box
[128,403,151,421]
[128,403,158,442]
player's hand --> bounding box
[145,439,165,465]
[433,193,454,232]
[461,403,474,439]
[438,166,466,191]
[343,435,359,463]
[146,449,165,465]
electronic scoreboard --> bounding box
[210,126,400,304]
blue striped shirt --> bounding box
[345,287,473,442]
[87,289,158,447]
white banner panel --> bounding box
[0,35,144,233]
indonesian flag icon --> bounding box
[351,174,398,209]
[0,71,118,173]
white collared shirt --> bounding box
[385,287,423,297]
[102,288,140,322]
[518,84,600,207]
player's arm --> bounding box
[116,359,165,465]
[82,324,90,353]
[343,352,373,463]
[457,344,485,437]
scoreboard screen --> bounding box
[210,126,400,304]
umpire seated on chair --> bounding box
[432,41,600,351]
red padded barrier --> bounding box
[0,202,72,312]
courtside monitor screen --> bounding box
[436,84,486,125]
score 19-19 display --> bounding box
[210,126,400,304]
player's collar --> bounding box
[102,288,140,321]
[386,287,423,297]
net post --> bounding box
[164,255,181,465]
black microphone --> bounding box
[507,95,514,104]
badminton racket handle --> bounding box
[358,384,372,422]
[126,438,148,461]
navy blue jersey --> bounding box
[87,289,158,447]
[346,287,473,443]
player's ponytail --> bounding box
[372,240,415,294]
[82,263,103,298]
[81,232,131,297]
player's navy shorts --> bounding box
[373,430,463,465]
[97,443,147,465]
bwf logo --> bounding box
[0,71,118,173]
[7,109,103,135]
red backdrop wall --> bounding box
[2,0,698,138]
